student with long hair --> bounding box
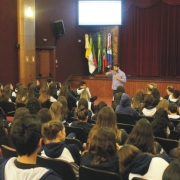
[118,144,170,180]
[37,108,52,124]
[81,127,119,172]
[41,120,81,177]
[38,86,51,109]
[88,107,128,145]
[125,118,164,154]
[151,108,170,138]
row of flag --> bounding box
[85,33,113,74]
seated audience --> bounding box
[41,120,81,177]
[151,108,170,138]
[37,108,52,124]
[156,99,169,111]
[26,97,42,115]
[168,103,180,120]
[125,118,164,154]
[112,92,123,111]
[151,87,161,106]
[14,107,29,121]
[118,144,171,180]
[113,85,125,101]
[81,127,119,173]
[0,114,63,180]
[163,85,174,100]
[71,105,93,135]
[92,101,107,121]
[140,94,156,116]
[115,93,139,121]
[168,90,180,105]
[77,81,97,102]
[169,141,180,159]
[89,107,128,145]
[38,86,51,109]
[162,159,180,180]
[49,82,58,101]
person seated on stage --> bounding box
[118,144,171,180]
[168,90,180,105]
[140,94,156,117]
[151,108,171,138]
[125,118,164,154]
[41,120,81,178]
[0,114,63,180]
[76,81,97,102]
[163,85,174,100]
[81,127,119,173]
[70,105,94,136]
[89,106,128,145]
[115,93,139,121]
[163,159,180,180]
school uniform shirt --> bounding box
[0,157,62,180]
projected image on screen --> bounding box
[78,0,122,26]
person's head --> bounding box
[16,85,28,104]
[80,89,90,102]
[118,144,141,175]
[113,92,123,109]
[156,99,169,110]
[0,83,3,90]
[162,159,180,180]
[131,91,144,109]
[0,85,11,102]
[49,101,63,120]
[79,81,86,89]
[42,120,65,142]
[126,118,154,153]
[34,79,40,86]
[14,107,29,121]
[10,114,41,156]
[78,98,88,109]
[26,97,42,115]
[49,82,57,96]
[146,83,157,94]
[46,78,53,86]
[143,94,154,108]
[59,85,68,99]
[28,84,36,98]
[120,93,132,107]
[151,88,160,101]
[38,85,50,103]
[166,86,174,95]
[116,86,125,93]
[113,63,120,71]
[88,127,117,165]
[169,146,180,159]
[95,101,107,114]
[172,90,180,99]
[37,108,52,124]
[168,103,178,114]
[77,105,89,121]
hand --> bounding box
[114,75,119,79]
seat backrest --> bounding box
[79,165,122,180]
[117,123,134,134]
[170,119,180,127]
[65,126,87,143]
[65,137,83,151]
[138,115,155,123]
[154,137,178,155]
[169,130,180,141]
[116,113,136,125]
[37,155,77,180]
[1,145,17,158]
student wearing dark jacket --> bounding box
[0,114,63,180]
[115,93,139,121]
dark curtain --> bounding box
[120,0,180,77]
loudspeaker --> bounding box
[53,20,66,39]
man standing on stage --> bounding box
[106,63,126,95]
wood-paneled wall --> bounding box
[82,77,180,98]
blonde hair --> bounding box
[50,101,63,120]
[80,89,90,102]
